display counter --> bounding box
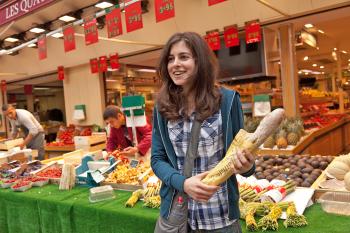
[258,117,350,156]
[0,185,349,233]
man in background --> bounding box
[103,105,152,160]
[2,104,45,160]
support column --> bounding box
[26,94,34,112]
[278,24,300,117]
[336,51,344,113]
[63,64,106,126]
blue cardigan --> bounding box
[151,87,256,220]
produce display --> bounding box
[303,114,345,130]
[11,180,32,192]
[263,118,305,149]
[105,160,151,185]
[37,167,62,179]
[125,177,161,209]
[203,108,285,185]
[46,124,78,146]
[326,153,350,191]
[300,88,334,98]
[240,200,308,232]
[255,154,333,187]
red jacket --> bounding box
[106,123,152,155]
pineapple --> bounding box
[276,129,288,149]
[244,117,260,133]
[287,123,300,145]
[264,134,275,148]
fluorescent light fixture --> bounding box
[137,69,156,73]
[303,56,309,61]
[34,87,50,90]
[30,27,46,33]
[320,66,324,69]
[27,43,37,48]
[341,50,347,54]
[95,1,114,9]
[300,69,313,73]
[312,64,317,67]
[106,79,118,82]
[311,71,321,75]
[318,29,325,34]
[51,32,63,38]
[4,37,19,42]
[304,23,314,28]
[59,15,76,22]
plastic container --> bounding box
[31,177,49,187]
[318,192,350,216]
[89,185,115,203]
[11,181,32,192]
[1,179,17,188]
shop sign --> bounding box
[208,0,226,6]
[37,34,47,60]
[84,17,98,45]
[106,7,122,38]
[125,0,143,33]
[110,53,120,69]
[63,25,76,52]
[1,80,6,92]
[224,24,239,48]
[57,66,64,80]
[90,58,99,74]
[245,20,261,44]
[99,56,108,72]
[205,29,220,51]
[24,84,32,95]
[0,0,55,26]
[155,0,175,23]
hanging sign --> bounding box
[99,56,108,72]
[84,17,99,45]
[205,30,220,51]
[24,85,33,95]
[63,25,76,52]
[90,58,99,74]
[155,0,175,23]
[245,20,261,44]
[224,24,239,48]
[106,7,123,38]
[57,66,65,80]
[110,53,120,69]
[37,34,47,60]
[208,0,226,6]
[125,0,143,33]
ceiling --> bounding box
[1,1,350,90]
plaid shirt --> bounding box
[167,110,234,230]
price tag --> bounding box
[129,159,139,168]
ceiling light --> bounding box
[95,1,114,9]
[106,79,118,82]
[30,27,46,33]
[304,23,314,28]
[51,32,63,38]
[316,47,320,50]
[321,72,325,74]
[333,48,337,51]
[34,87,50,90]
[348,59,350,62]
[27,43,37,48]
[0,49,7,55]
[305,72,309,75]
[341,50,347,54]
[312,64,317,67]
[318,29,325,34]
[59,15,76,22]
[4,37,19,42]
[137,69,156,73]
[298,71,302,74]
[303,56,309,61]
[320,66,324,69]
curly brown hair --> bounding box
[156,32,221,121]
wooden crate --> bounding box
[34,161,62,184]
[0,138,24,150]
[74,134,106,152]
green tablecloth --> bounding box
[0,185,349,233]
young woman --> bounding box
[151,32,255,233]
